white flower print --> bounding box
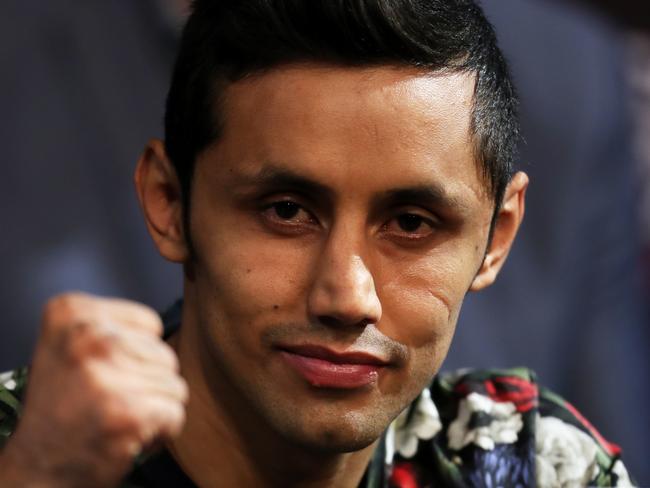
[611,459,634,487]
[0,371,16,390]
[535,414,601,488]
[447,392,523,451]
[389,387,442,459]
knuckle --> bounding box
[160,342,180,370]
[176,376,190,403]
[42,293,79,331]
[154,400,186,438]
[101,398,141,436]
[113,299,163,336]
[60,322,93,363]
[166,406,187,437]
[76,361,114,401]
[64,323,117,364]
[41,292,98,337]
[173,401,187,425]
[140,311,164,336]
[136,303,161,324]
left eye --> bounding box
[396,214,426,232]
[272,201,301,220]
[384,212,436,238]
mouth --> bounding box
[277,344,389,389]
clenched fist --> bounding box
[0,293,188,488]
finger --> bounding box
[89,354,189,404]
[105,326,180,371]
[51,319,169,367]
[94,296,164,336]
[116,367,189,404]
[43,293,164,338]
[131,397,187,444]
[150,398,186,440]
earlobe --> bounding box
[134,139,190,263]
[470,171,529,291]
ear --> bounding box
[134,139,190,263]
[470,171,529,291]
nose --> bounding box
[307,232,382,328]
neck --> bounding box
[168,307,377,488]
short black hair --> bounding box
[165,0,519,213]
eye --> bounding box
[396,214,426,233]
[383,211,436,240]
[260,199,317,229]
[273,201,301,220]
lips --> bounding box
[278,345,388,389]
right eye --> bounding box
[260,200,318,230]
[270,201,302,220]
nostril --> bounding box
[316,315,373,328]
[317,315,341,328]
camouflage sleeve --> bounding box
[0,368,28,450]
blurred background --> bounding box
[1,0,648,482]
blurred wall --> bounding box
[446,0,649,481]
[0,0,182,368]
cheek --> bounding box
[377,257,474,396]
[378,245,480,351]
[194,229,315,325]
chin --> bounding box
[289,427,381,454]
[273,405,390,454]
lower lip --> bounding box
[280,351,381,389]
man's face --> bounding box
[183,64,495,451]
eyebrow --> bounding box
[375,186,470,214]
[230,165,335,201]
[231,164,470,214]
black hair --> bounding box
[165,0,519,215]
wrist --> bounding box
[0,436,66,488]
[0,445,37,488]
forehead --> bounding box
[207,64,489,209]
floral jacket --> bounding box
[0,365,635,487]
[0,300,636,488]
